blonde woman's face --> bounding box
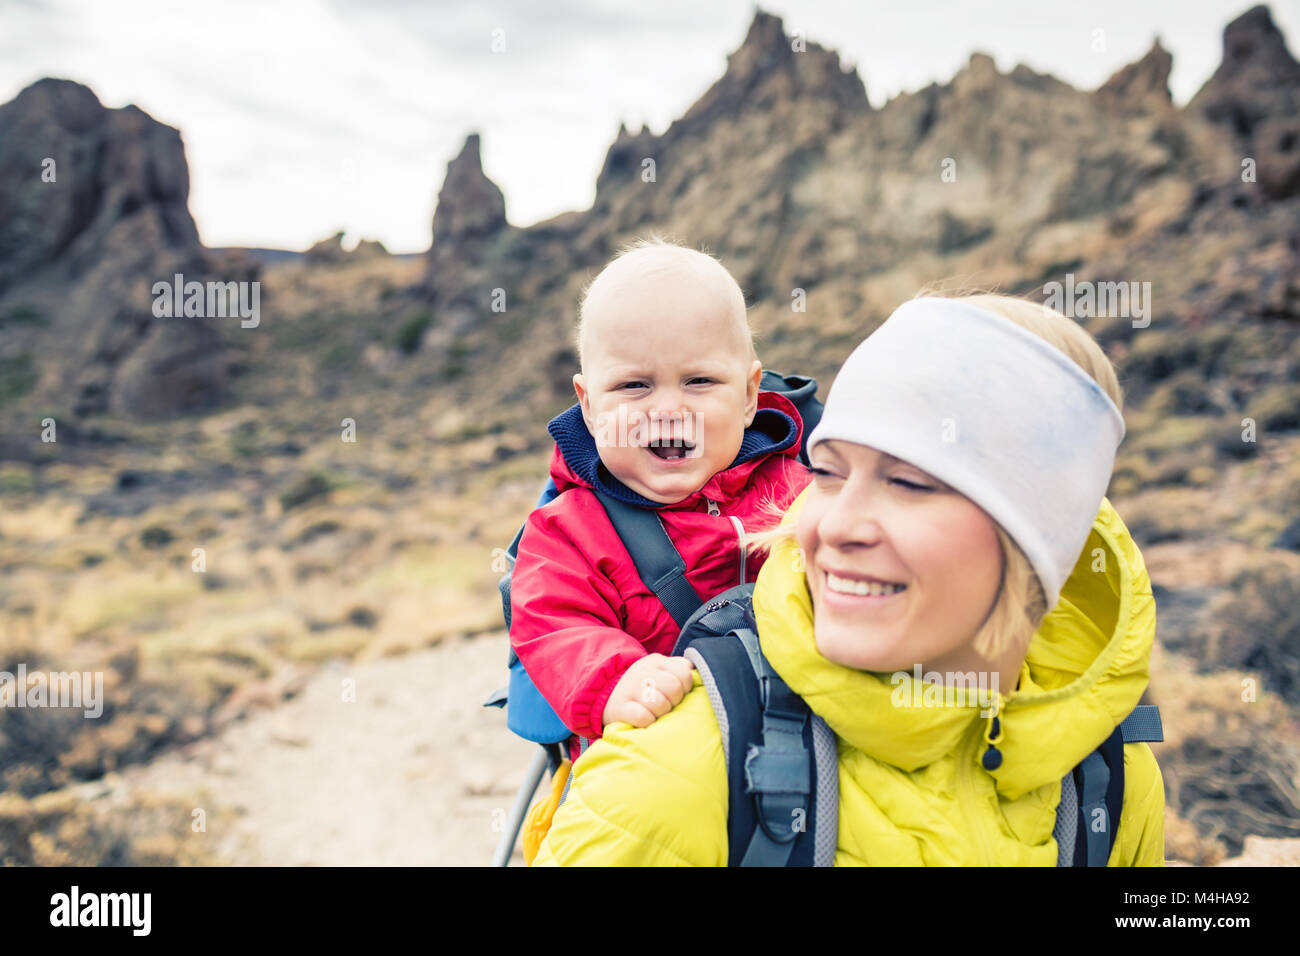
[795,440,1003,676]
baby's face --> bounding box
[574,276,761,505]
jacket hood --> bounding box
[545,391,802,508]
[752,487,1155,801]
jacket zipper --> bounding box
[704,498,747,586]
[957,723,996,866]
[730,516,746,584]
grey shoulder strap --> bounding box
[684,647,730,761]
[686,645,839,867]
[1077,750,1113,866]
[810,715,838,866]
[1054,772,1079,866]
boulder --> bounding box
[0,78,235,419]
[305,230,347,263]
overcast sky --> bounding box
[2,0,1296,252]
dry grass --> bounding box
[1149,644,1300,862]
[2,243,1297,864]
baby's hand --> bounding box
[602,654,695,729]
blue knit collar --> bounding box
[546,402,798,508]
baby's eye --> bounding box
[687,377,715,385]
[616,381,647,391]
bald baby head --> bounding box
[577,238,755,374]
[569,237,765,504]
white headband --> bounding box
[806,297,1125,611]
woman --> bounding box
[533,293,1165,866]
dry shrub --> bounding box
[1150,644,1300,859]
[1205,562,1300,705]
[0,785,221,866]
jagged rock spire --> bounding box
[1096,39,1173,110]
[675,8,867,132]
[1190,4,1300,136]
[1189,4,1300,199]
[430,133,507,248]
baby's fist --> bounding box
[602,654,695,729]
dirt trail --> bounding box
[87,629,1299,867]
[103,632,539,866]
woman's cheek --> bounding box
[928,507,1001,607]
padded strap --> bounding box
[1120,704,1163,743]
[689,635,762,864]
[737,631,812,864]
[1058,707,1153,867]
[594,490,703,629]
[1077,750,1112,867]
[1053,772,1079,866]
[739,825,798,866]
[499,476,559,638]
[498,521,525,632]
[809,715,839,866]
[689,632,818,866]
[671,588,754,656]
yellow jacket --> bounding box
[534,493,1165,866]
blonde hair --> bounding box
[576,235,756,370]
[746,289,1124,661]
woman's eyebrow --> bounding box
[886,456,948,487]
[815,444,847,465]
[880,451,928,467]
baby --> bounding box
[509,237,812,749]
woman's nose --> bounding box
[820,481,886,549]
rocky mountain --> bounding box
[0,78,250,420]
[412,6,1298,427]
[1191,3,1300,200]
[402,7,1300,855]
[0,4,1296,864]
[4,7,1295,427]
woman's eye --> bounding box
[890,477,933,492]
[809,465,839,479]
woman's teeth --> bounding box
[826,572,906,596]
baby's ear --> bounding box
[743,360,762,426]
[573,373,596,434]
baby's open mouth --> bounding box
[647,438,695,460]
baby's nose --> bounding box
[649,403,689,424]
[646,405,687,440]
[651,384,691,411]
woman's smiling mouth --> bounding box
[824,571,907,598]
